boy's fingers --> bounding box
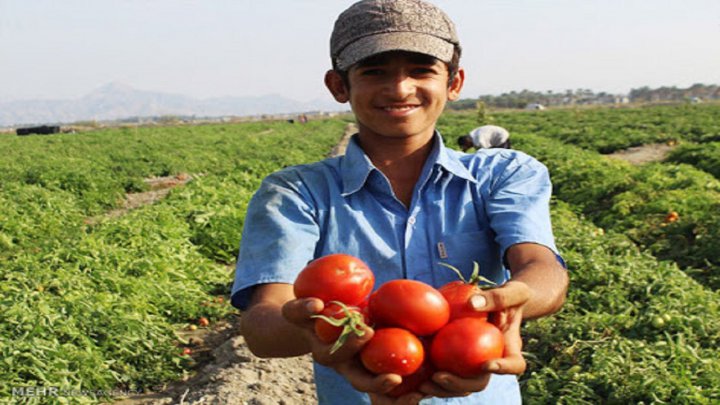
[424,371,489,397]
[481,353,527,375]
[338,362,402,394]
[312,325,374,365]
[481,319,526,375]
[281,298,323,326]
[470,280,530,312]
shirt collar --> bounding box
[340,131,476,196]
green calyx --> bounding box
[439,261,497,288]
[311,300,368,354]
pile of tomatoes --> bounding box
[294,254,505,397]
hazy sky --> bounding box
[0,0,718,103]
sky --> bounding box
[0,0,718,104]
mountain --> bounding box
[0,83,347,127]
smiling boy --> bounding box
[232,1,568,404]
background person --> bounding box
[458,125,511,151]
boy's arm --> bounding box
[504,242,568,319]
[240,283,313,357]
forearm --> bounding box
[507,244,569,320]
[511,260,568,319]
[241,301,312,358]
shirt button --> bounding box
[408,217,416,225]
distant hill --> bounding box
[0,83,347,127]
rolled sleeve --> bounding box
[231,170,320,310]
[484,153,559,263]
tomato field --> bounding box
[1,104,719,403]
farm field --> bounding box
[1,104,719,404]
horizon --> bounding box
[1,0,719,104]
[3,79,717,104]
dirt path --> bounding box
[110,124,357,405]
[605,143,675,165]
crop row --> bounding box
[667,141,720,179]
[522,200,719,403]
[505,132,720,291]
[0,119,347,402]
[440,103,720,154]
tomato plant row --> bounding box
[0,119,348,401]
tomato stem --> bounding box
[439,261,497,288]
[311,300,368,354]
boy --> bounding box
[232,0,568,404]
[458,125,512,152]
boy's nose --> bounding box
[384,73,415,98]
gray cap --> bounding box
[330,0,460,71]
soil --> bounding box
[108,124,357,405]
[604,142,675,165]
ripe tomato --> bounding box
[439,281,488,321]
[360,328,424,376]
[430,318,504,378]
[368,280,449,336]
[294,254,374,306]
[438,262,495,321]
[313,301,369,353]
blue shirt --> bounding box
[232,132,561,404]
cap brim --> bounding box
[335,31,455,71]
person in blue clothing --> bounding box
[231,0,569,404]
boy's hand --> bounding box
[419,280,529,398]
[281,297,401,395]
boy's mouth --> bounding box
[379,104,420,114]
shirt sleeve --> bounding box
[483,152,561,266]
[231,169,320,310]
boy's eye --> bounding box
[360,68,384,76]
[413,67,436,75]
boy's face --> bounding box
[326,51,464,142]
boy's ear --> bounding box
[447,67,465,101]
[325,70,350,103]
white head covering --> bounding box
[468,125,510,149]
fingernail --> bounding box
[487,362,500,372]
[306,301,317,313]
[470,295,486,310]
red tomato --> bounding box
[430,318,504,378]
[386,360,435,398]
[438,262,495,321]
[294,254,374,306]
[360,328,424,376]
[438,281,488,321]
[368,280,449,336]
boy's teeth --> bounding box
[384,106,415,111]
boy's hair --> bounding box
[330,0,461,87]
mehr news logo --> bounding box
[12,386,141,398]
